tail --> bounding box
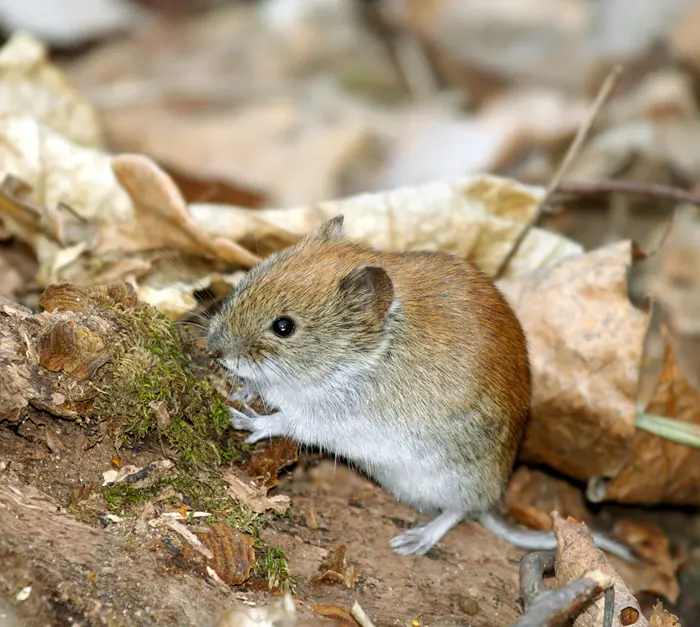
[477,511,639,563]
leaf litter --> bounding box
[1,1,700,625]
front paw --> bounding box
[228,384,254,404]
[228,407,283,444]
[229,407,257,431]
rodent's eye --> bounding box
[271,316,296,338]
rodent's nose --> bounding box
[210,348,225,360]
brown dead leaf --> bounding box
[669,2,700,76]
[615,518,675,572]
[311,544,357,589]
[44,428,64,454]
[381,90,588,190]
[110,155,259,267]
[500,242,646,482]
[161,164,267,208]
[504,466,591,531]
[603,333,700,505]
[245,439,299,490]
[553,512,648,627]
[63,1,400,208]
[195,522,255,586]
[502,240,700,506]
[505,468,680,601]
[311,604,355,625]
[106,103,373,209]
[649,602,681,627]
[383,0,590,90]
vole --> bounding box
[207,216,636,561]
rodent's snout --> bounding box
[209,347,225,360]
[206,322,249,363]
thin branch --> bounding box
[494,65,623,280]
[520,550,556,609]
[514,562,613,627]
[555,179,700,207]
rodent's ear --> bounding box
[313,215,344,241]
[339,265,394,320]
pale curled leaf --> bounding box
[191,175,583,279]
[0,113,259,287]
[0,31,103,148]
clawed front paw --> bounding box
[228,407,257,431]
[228,407,282,444]
[228,384,254,405]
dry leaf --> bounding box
[311,544,357,589]
[104,102,374,208]
[244,439,300,490]
[649,601,682,627]
[553,512,648,627]
[222,467,291,515]
[381,90,588,190]
[311,603,355,624]
[504,466,591,532]
[504,467,680,602]
[383,0,590,89]
[612,519,681,602]
[500,242,646,481]
[603,332,700,504]
[191,174,583,279]
[502,240,700,505]
[63,1,400,207]
[669,1,700,75]
[196,522,255,586]
[0,31,103,147]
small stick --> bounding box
[514,567,613,627]
[520,550,556,609]
[603,587,616,627]
[494,65,623,280]
[351,601,376,627]
[555,179,700,207]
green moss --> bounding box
[102,473,261,536]
[86,296,289,583]
[263,548,294,593]
[102,482,165,512]
[93,302,233,468]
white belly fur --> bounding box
[263,385,477,514]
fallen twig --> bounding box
[495,65,623,279]
[555,180,700,208]
[351,601,376,627]
[515,550,614,627]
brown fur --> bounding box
[210,219,531,511]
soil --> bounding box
[0,412,523,627]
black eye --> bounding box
[271,317,296,338]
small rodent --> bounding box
[207,216,636,561]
